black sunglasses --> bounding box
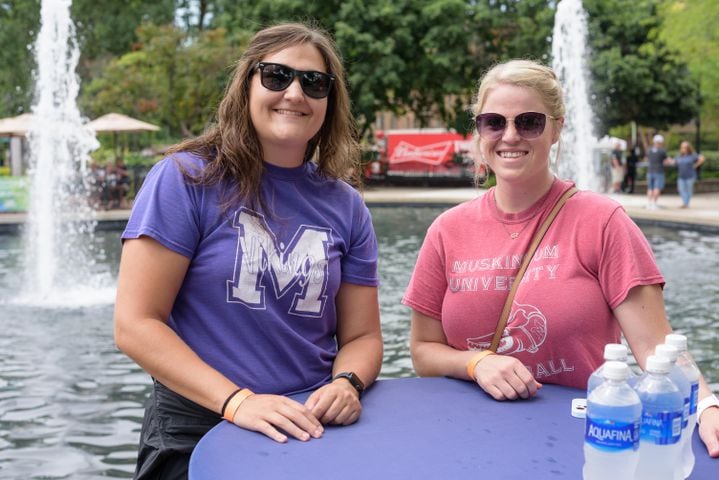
[475,112,556,140]
[255,62,335,99]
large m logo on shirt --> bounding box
[227,208,331,317]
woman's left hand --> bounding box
[698,407,719,457]
[304,379,362,425]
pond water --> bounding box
[0,207,717,478]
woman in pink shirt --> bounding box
[402,59,719,457]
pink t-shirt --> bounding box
[402,179,664,389]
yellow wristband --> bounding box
[222,388,255,423]
[466,350,495,381]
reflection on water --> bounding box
[0,208,717,477]
[373,207,446,378]
[0,232,144,478]
[642,225,719,389]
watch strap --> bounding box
[697,394,719,424]
[333,372,364,397]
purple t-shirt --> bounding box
[122,153,379,395]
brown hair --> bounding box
[679,141,695,155]
[168,22,360,211]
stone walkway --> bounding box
[362,186,719,232]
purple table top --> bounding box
[190,377,715,479]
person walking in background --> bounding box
[622,142,639,193]
[669,140,705,208]
[402,59,719,457]
[114,23,383,479]
[609,141,625,193]
[645,134,672,209]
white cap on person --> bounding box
[653,134,664,144]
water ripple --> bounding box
[0,211,717,477]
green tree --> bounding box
[80,24,242,137]
[210,0,555,136]
[0,0,175,117]
[0,0,40,116]
[71,0,175,58]
[658,0,719,142]
[583,0,699,135]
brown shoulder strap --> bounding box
[489,187,578,352]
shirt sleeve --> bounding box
[598,208,665,309]
[121,155,202,259]
[341,192,379,287]
[402,219,447,320]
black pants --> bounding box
[134,382,221,480]
[622,169,636,193]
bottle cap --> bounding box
[645,355,671,374]
[603,361,629,380]
[603,343,628,361]
[655,344,679,362]
[665,333,688,352]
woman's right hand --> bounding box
[472,354,542,401]
[230,394,324,443]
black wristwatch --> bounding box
[333,372,365,397]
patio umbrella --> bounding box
[0,113,34,136]
[85,113,160,133]
[85,113,160,159]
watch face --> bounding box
[334,372,364,395]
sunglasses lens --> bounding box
[258,63,333,99]
[476,112,548,139]
[515,112,547,139]
[300,71,333,99]
[476,113,507,139]
[260,64,293,91]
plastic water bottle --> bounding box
[665,334,700,478]
[634,355,684,480]
[655,344,691,479]
[583,361,641,480]
[587,344,637,396]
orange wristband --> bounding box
[466,350,495,381]
[222,388,255,423]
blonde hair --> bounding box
[472,60,565,117]
[472,59,565,117]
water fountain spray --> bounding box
[22,0,106,304]
[551,0,603,192]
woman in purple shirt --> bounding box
[114,23,383,479]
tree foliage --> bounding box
[80,24,243,137]
[584,0,698,133]
[0,0,708,145]
[0,0,40,116]
[658,0,719,135]
[71,0,175,58]
[209,0,554,136]
[0,0,174,118]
